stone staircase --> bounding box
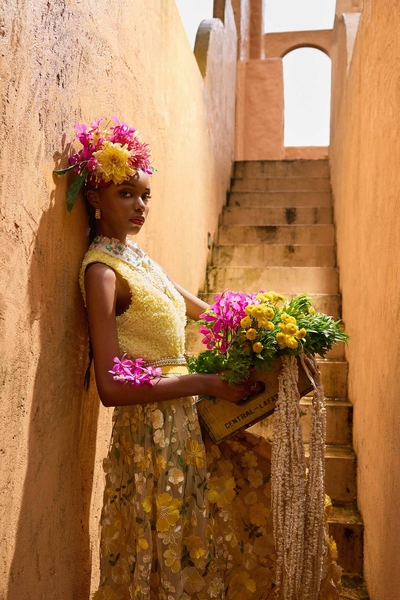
[186,159,369,599]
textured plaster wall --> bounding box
[235,58,284,160]
[0,1,236,598]
[330,2,400,598]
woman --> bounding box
[59,118,341,599]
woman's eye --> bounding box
[142,194,152,202]
[120,190,132,198]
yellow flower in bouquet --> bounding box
[257,318,274,330]
[286,336,299,349]
[283,322,298,335]
[240,316,252,328]
[253,306,265,318]
[281,312,297,324]
[245,328,257,340]
[264,306,275,319]
[296,328,307,339]
[252,342,263,353]
[276,332,287,348]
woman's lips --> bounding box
[130,218,144,225]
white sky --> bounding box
[175,0,336,146]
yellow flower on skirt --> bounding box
[184,535,206,560]
[228,572,257,600]
[155,453,167,476]
[101,526,120,557]
[249,502,269,527]
[163,543,181,573]
[182,566,206,594]
[133,526,149,553]
[156,493,182,532]
[92,585,119,600]
[206,475,236,508]
[142,495,153,514]
[185,438,206,468]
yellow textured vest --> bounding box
[79,236,187,364]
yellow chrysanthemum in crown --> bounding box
[93,141,136,184]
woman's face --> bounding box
[88,170,151,242]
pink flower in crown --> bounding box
[87,156,99,172]
[127,136,153,174]
[109,116,137,146]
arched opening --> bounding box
[175,0,214,48]
[283,47,331,147]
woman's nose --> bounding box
[134,197,146,211]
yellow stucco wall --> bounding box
[0,1,236,597]
[330,2,400,598]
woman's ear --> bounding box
[86,188,101,210]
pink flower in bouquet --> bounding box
[109,355,162,386]
[199,290,259,353]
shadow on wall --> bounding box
[7,146,100,599]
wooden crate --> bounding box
[196,356,313,444]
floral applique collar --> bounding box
[90,235,153,269]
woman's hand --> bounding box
[196,373,256,404]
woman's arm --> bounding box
[85,263,250,407]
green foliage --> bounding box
[67,168,88,213]
[53,161,86,176]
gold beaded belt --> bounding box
[146,357,188,376]
[160,365,189,375]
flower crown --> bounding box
[54,117,153,213]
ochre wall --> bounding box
[0,1,236,598]
[330,2,400,598]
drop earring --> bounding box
[95,208,101,219]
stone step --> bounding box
[229,190,332,208]
[218,224,335,245]
[232,176,331,193]
[329,504,364,576]
[326,342,346,360]
[249,398,352,445]
[310,445,356,503]
[214,244,336,267]
[234,160,329,179]
[207,266,339,295]
[318,360,348,398]
[222,206,333,226]
[340,574,370,599]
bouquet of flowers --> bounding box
[188,290,348,384]
[189,290,348,598]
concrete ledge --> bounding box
[264,29,333,59]
[285,146,329,160]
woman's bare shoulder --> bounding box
[85,261,117,285]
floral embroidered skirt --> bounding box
[92,394,341,600]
